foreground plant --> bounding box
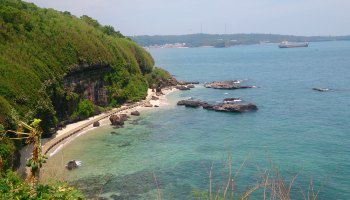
[0,119,46,186]
[191,156,320,200]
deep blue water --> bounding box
[46,41,350,199]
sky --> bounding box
[25,0,350,36]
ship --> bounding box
[279,41,309,48]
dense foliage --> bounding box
[0,0,166,137]
[0,171,84,199]
[132,33,350,47]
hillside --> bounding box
[0,0,173,138]
[132,33,350,47]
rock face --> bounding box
[63,64,112,106]
[93,121,100,127]
[177,99,258,113]
[131,110,140,116]
[109,114,129,127]
[204,80,255,90]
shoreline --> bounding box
[18,87,178,176]
[43,87,178,156]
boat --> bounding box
[279,41,309,48]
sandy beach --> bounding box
[18,87,177,176]
[44,87,177,155]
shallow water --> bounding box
[44,41,350,199]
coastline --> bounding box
[43,87,178,156]
[18,87,178,176]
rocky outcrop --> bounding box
[109,114,129,127]
[131,111,140,116]
[177,99,258,113]
[204,80,256,90]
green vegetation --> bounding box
[0,0,172,137]
[0,171,84,199]
[131,33,350,47]
[72,99,95,120]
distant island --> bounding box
[131,33,350,48]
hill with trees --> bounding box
[132,33,350,48]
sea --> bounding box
[43,41,350,199]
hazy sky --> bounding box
[25,0,350,36]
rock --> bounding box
[119,114,129,121]
[93,121,100,127]
[151,96,159,100]
[156,87,162,93]
[177,99,258,113]
[110,131,119,135]
[177,100,208,108]
[109,114,128,126]
[175,85,191,90]
[144,102,153,107]
[223,98,242,103]
[118,142,131,148]
[131,111,140,116]
[313,88,332,92]
[209,103,258,113]
[204,80,255,90]
[178,81,200,85]
[66,160,81,170]
[187,84,195,88]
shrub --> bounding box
[0,171,85,199]
[73,99,95,119]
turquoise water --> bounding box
[46,41,350,199]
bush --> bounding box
[72,99,95,119]
[0,138,15,171]
[0,171,85,199]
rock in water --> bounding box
[210,103,258,113]
[223,97,242,103]
[177,100,208,108]
[66,160,81,170]
[177,99,258,113]
[109,114,128,126]
[175,85,191,90]
[131,111,140,116]
[204,80,255,90]
[312,88,332,92]
[93,121,100,127]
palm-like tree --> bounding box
[0,119,47,187]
